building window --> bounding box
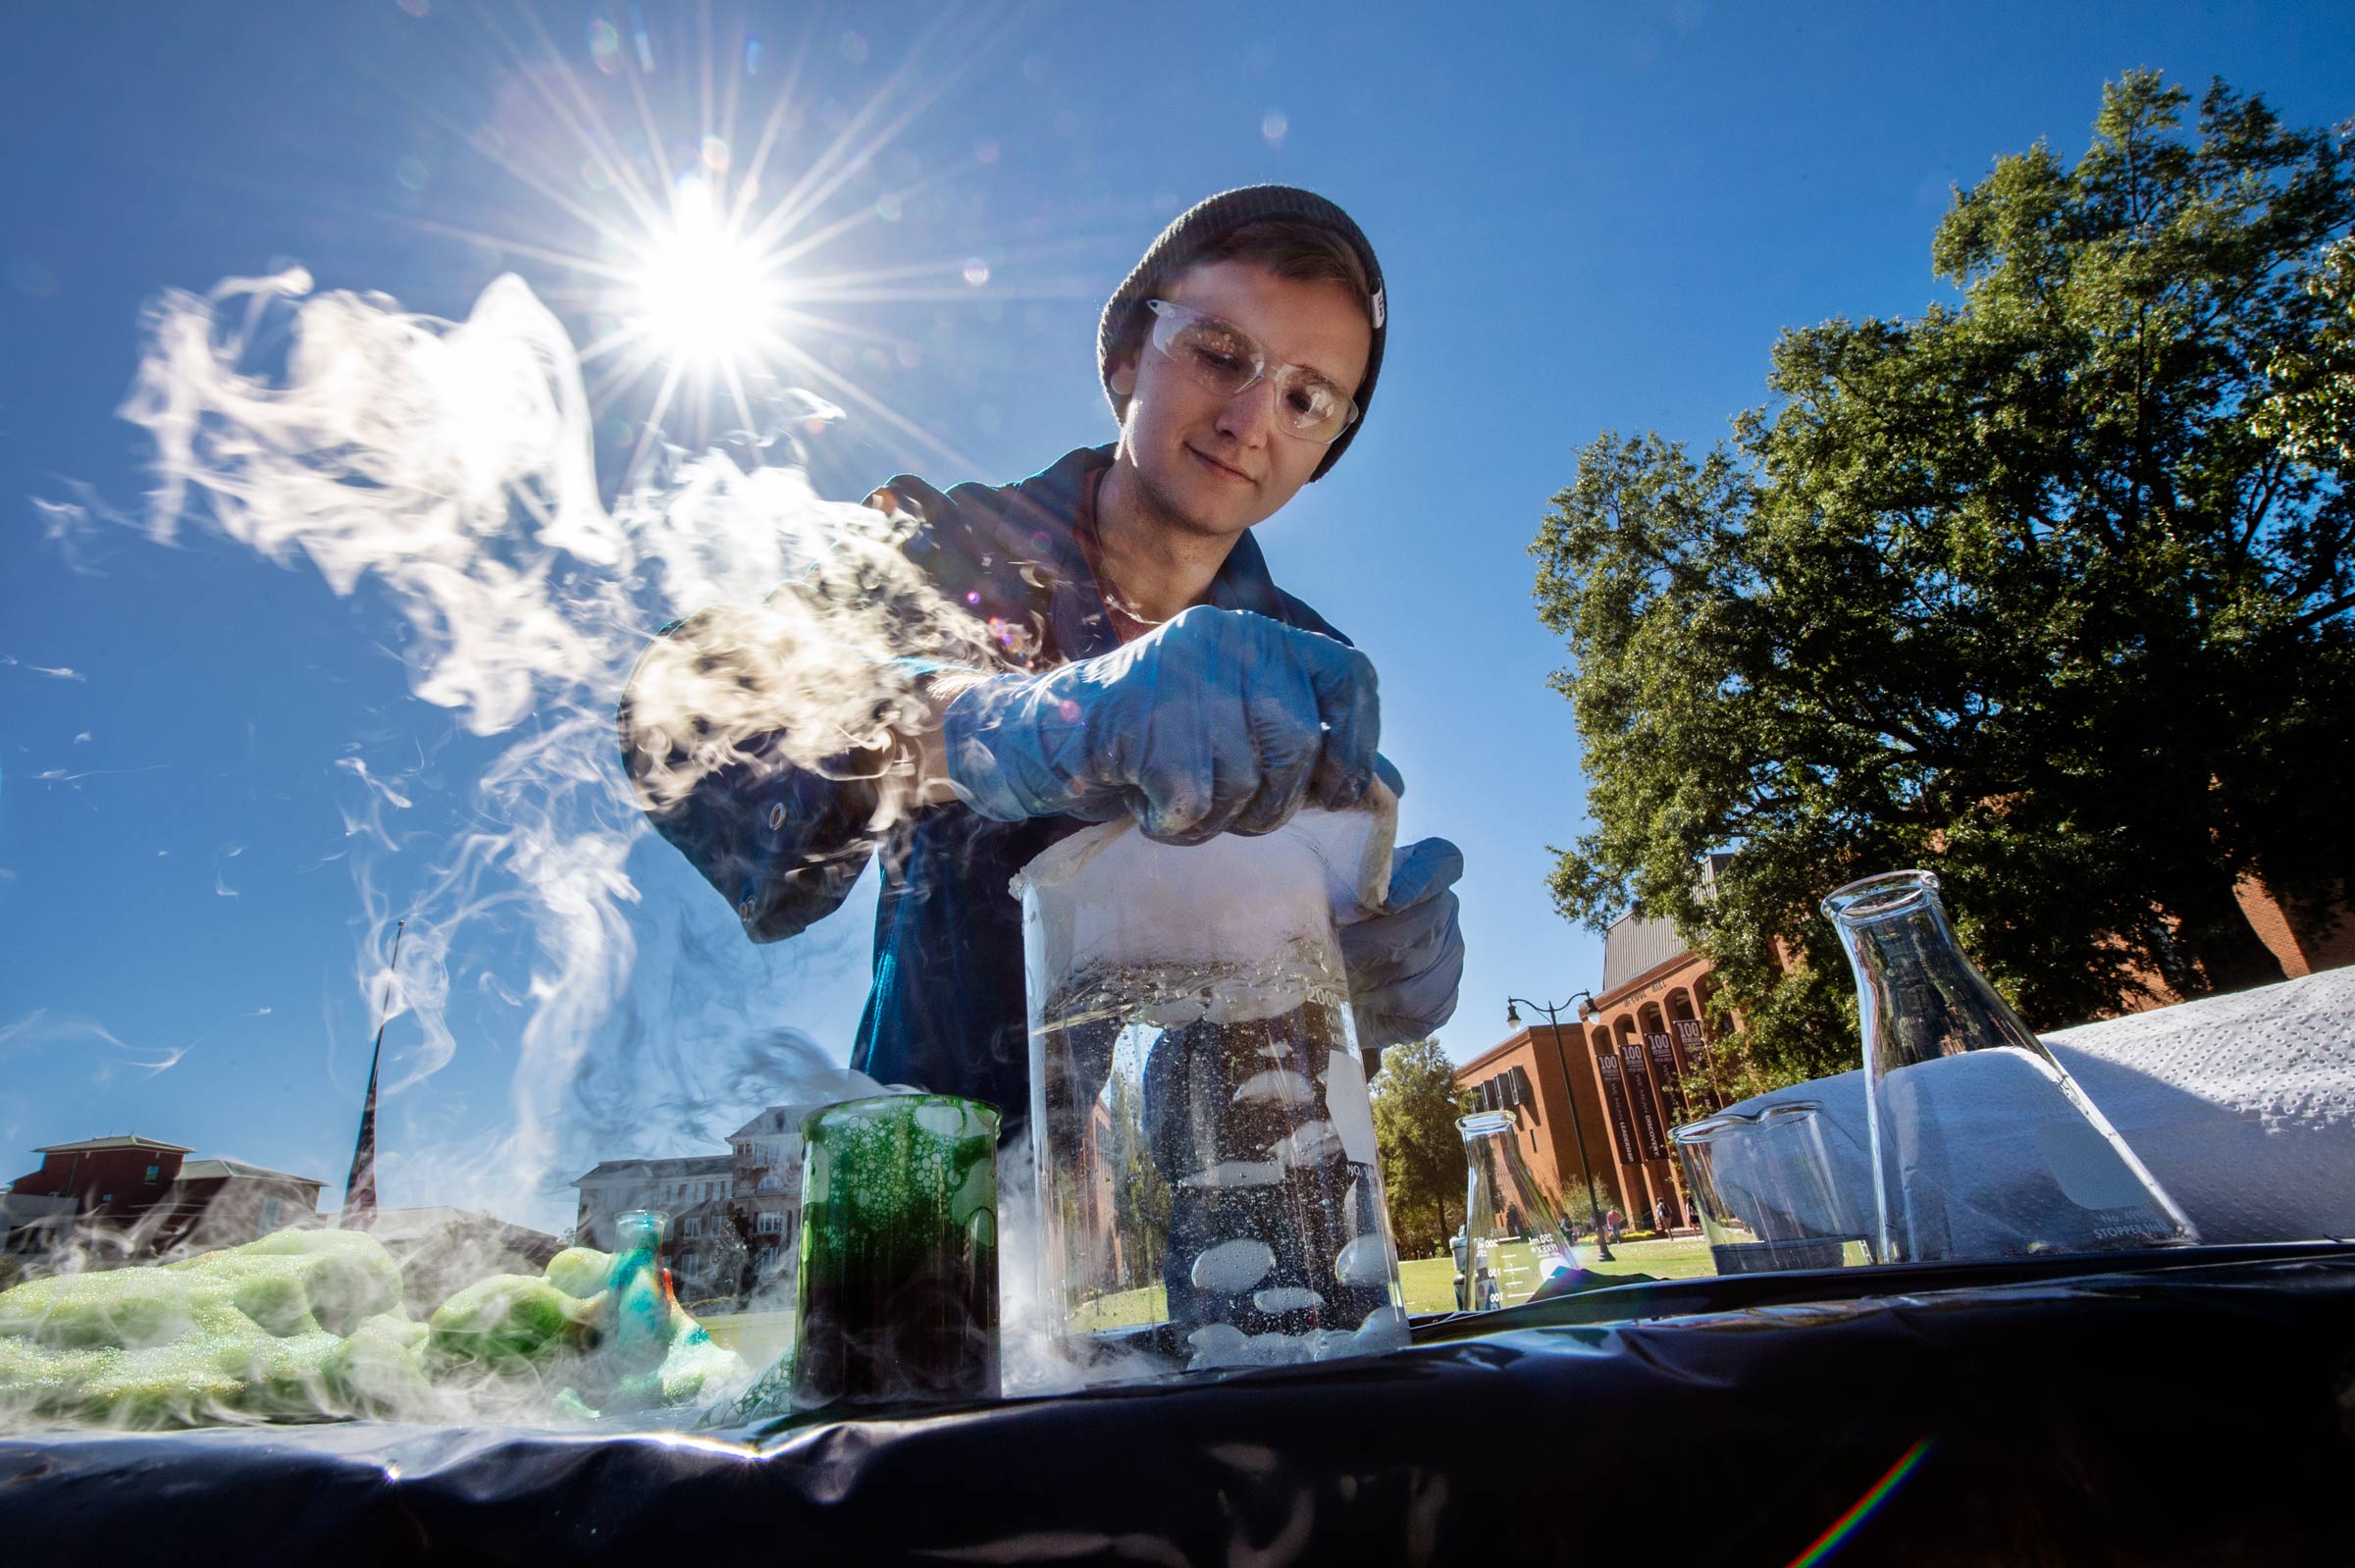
[683,1217,704,1239]
[144,1164,161,1184]
[259,1196,284,1235]
[757,1212,783,1235]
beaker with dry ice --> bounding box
[1016,806,1411,1377]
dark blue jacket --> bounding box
[619,444,1352,1135]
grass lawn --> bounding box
[1397,1234,1717,1314]
[700,1237,1723,1357]
[1071,1281,1170,1332]
[697,1308,797,1373]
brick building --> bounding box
[571,1101,823,1306]
[3,1133,326,1264]
[1450,1026,1624,1231]
[1458,913,1730,1234]
[1571,912,1733,1229]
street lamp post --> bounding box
[1505,992,1614,1263]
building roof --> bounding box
[571,1153,733,1186]
[728,1103,825,1142]
[175,1158,326,1188]
[1599,913,1692,996]
[1454,1027,1568,1079]
[32,1134,195,1155]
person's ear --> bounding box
[1108,353,1137,398]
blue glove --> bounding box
[1342,836,1466,1058]
[939,604,1380,845]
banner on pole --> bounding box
[1594,1048,1641,1167]
[1618,1038,1669,1161]
[1646,1031,1687,1125]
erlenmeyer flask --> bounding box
[1458,1111,1585,1311]
[1821,869,2196,1264]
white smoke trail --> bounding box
[98,267,996,1225]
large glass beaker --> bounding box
[1821,869,2197,1264]
[1016,807,1411,1377]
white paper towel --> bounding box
[1725,967,2355,1246]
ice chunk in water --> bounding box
[1189,1238,1276,1294]
[1180,1159,1283,1189]
[1232,1069,1316,1106]
[1185,1323,1252,1371]
[1353,1305,1411,1354]
[1143,996,1207,1028]
[1334,1234,1391,1287]
[1253,1287,1323,1313]
[1275,1121,1342,1169]
[1205,974,1309,1025]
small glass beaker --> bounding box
[1821,869,2197,1264]
[790,1092,1000,1408]
[1016,808,1411,1376]
[1671,1102,1873,1274]
[1458,1110,1587,1310]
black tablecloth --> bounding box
[6,1245,2354,1564]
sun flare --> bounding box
[624,181,787,372]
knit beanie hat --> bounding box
[1097,184,1386,482]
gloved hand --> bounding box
[1343,836,1466,1060]
[939,604,1380,845]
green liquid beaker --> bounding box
[792,1093,1000,1408]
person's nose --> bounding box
[1214,374,1278,449]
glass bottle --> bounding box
[1458,1110,1586,1310]
[1820,868,2196,1264]
[604,1208,675,1373]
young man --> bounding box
[620,185,1465,1136]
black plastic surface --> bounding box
[5,1246,2354,1564]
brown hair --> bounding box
[1185,218,1377,325]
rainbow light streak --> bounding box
[1785,1437,1933,1568]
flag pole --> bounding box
[340,917,403,1228]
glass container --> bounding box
[789,1092,999,1408]
[1457,1110,1585,1310]
[1016,808,1411,1377]
[1671,1103,1873,1274]
[1821,868,2196,1264]
[606,1208,676,1370]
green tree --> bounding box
[2257,235,2355,465]
[1102,1069,1169,1290]
[1371,1039,1473,1257]
[1535,74,2354,1088]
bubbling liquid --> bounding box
[1033,955,1407,1376]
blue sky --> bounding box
[4,1,2349,1233]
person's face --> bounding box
[1106,258,1373,540]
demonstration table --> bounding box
[5,1242,2353,1564]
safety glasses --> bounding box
[1143,298,1361,444]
